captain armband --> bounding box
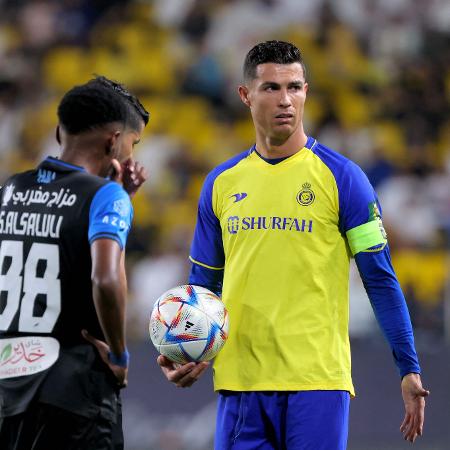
[346,220,387,256]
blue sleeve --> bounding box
[311,145,386,253]
[189,170,224,294]
[88,182,133,250]
[338,160,381,233]
[189,264,223,297]
[354,246,421,377]
[189,171,225,270]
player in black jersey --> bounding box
[0,76,149,450]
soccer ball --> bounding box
[149,285,229,364]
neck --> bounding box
[255,128,308,159]
[59,146,105,177]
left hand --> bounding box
[111,158,148,198]
[400,373,430,442]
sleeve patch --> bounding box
[368,201,381,222]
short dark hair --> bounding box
[57,76,149,134]
[243,40,306,81]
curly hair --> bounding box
[57,75,149,134]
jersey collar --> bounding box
[40,156,86,173]
[249,136,316,165]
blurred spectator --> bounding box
[0,0,448,346]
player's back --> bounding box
[0,156,109,346]
[0,156,128,419]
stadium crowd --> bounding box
[0,0,448,342]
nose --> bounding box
[278,88,291,107]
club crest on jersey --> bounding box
[37,169,56,184]
[296,182,315,206]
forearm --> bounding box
[355,246,421,377]
[91,239,128,357]
[92,274,127,356]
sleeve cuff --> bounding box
[89,233,124,250]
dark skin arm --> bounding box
[83,239,128,387]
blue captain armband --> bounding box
[108,348,130,368]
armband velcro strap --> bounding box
[346,220,387,255]
[108,348,130,368]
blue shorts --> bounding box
[215,390,350,450]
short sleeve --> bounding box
[339,161,387,255]
[189,171,224,270]
[88,182,133,250]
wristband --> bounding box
[108,349,130,368]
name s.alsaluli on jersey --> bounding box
[0,157,132,396]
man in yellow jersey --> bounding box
[158,41,429,449]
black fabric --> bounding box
[37,345,121,422]
[0,158,119,419]
[0,158,110,346]
[0,400,123,450]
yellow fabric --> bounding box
[211,147,355,396]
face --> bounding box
[104,121,144,177]
[114,126,143,163]
[239,62,308,145]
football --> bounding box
[149,285,229,364]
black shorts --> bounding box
[0,400,123,450]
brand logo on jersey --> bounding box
[7,187,77,208]
[113,199,129,217]
[37,169,56,184]
[296,182,315,206]
[230,193,248,203]
[227,216,240,234]
[227,216,313,234]
[0,336,60,379]
[102,214,128,231]
[2,184,15,206]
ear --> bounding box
[55,125,61,145]
[238,85,251,108]
[105,130,121,156]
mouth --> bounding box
[274,113,294,124]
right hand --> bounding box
[82,329,128,388]
[157,355,209,388]
[111,158,148,198]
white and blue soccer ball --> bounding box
[149,285,229,364]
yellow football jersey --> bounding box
[189,137,386,395]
